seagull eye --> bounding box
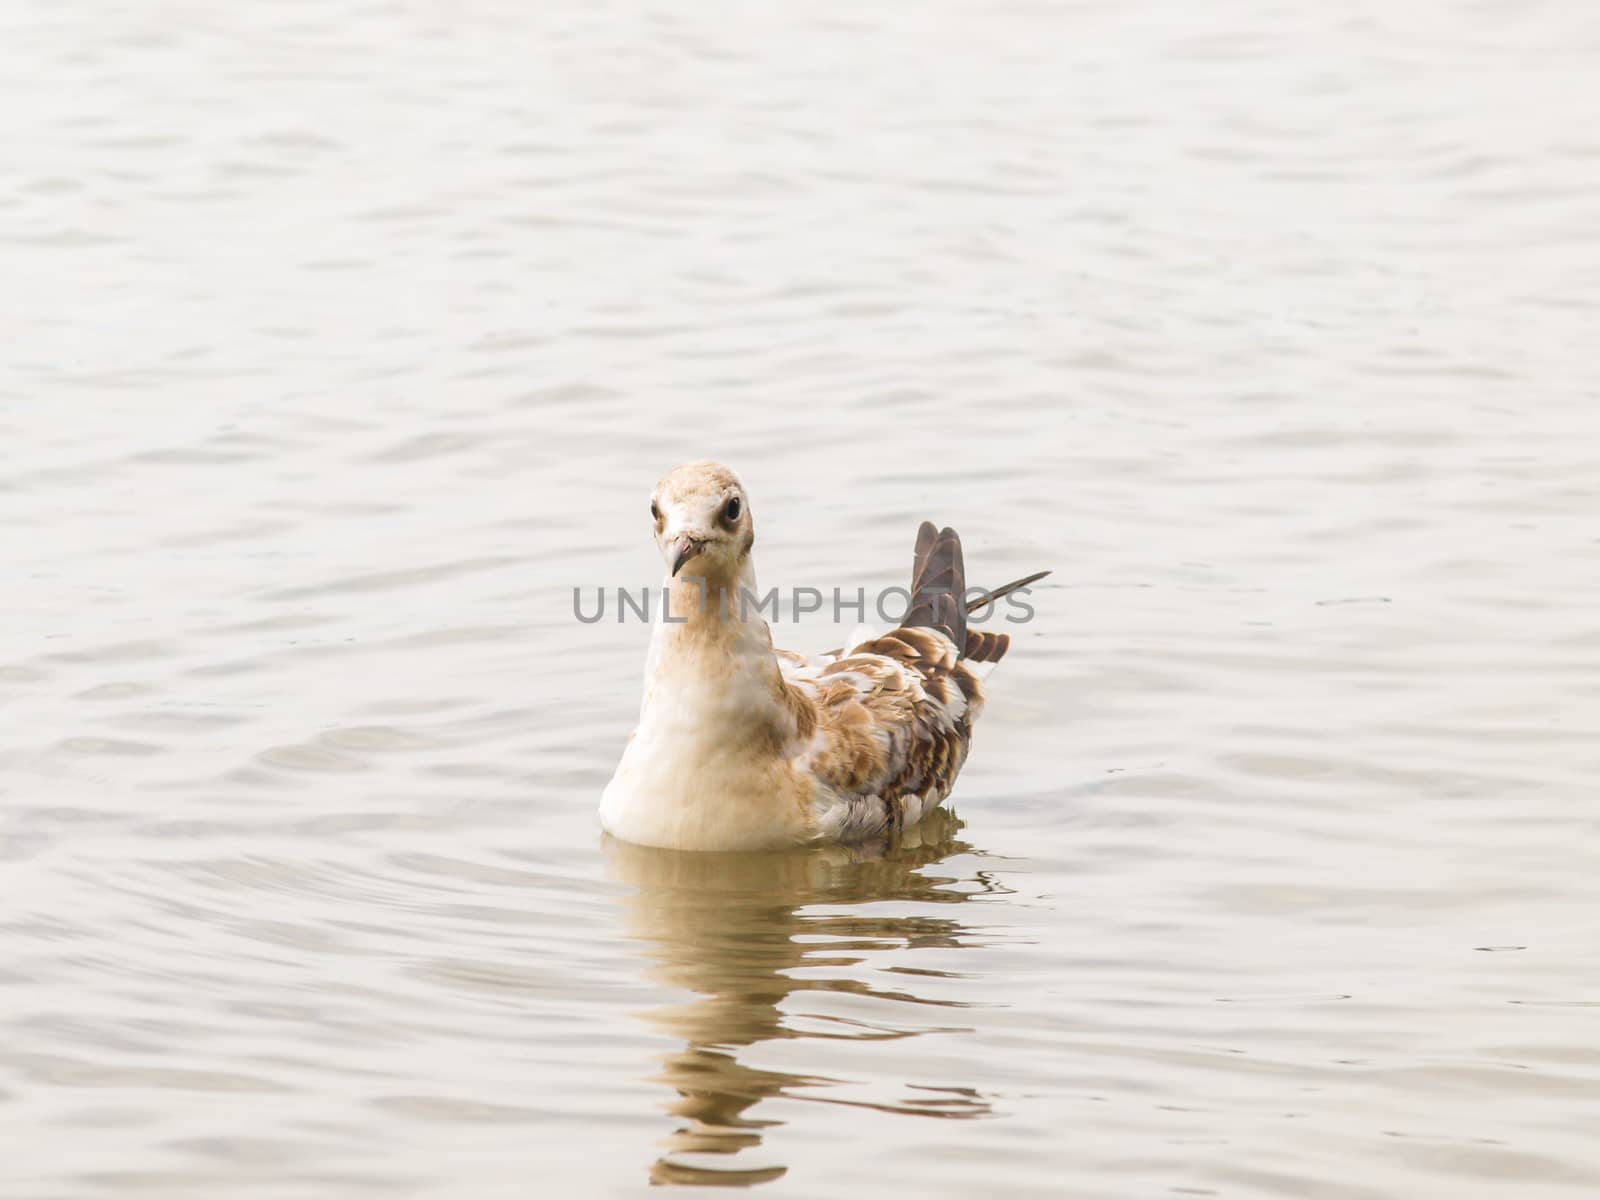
[650,500,661,521]
[723,496,741,523]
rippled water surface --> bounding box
[4,2,1599,1196]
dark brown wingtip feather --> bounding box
[913,521,938,573]
[933,591,965,647]
[905,524,967,650]
[966,569,1051,614]
[903,523,1046,663]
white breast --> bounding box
[601,617,815,851]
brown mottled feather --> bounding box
[779,521,1048,840]
[963,629,1010,663]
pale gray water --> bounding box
[3,1,1599,1196]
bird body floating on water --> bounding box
[601,461,1048,851]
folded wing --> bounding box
[780,519,1048,841]
[783,625,981,841]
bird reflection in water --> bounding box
[602,808,1004,1187]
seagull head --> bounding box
[650,461,753,581]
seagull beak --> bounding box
[670,534,705,577]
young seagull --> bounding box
[601,461,1048,852]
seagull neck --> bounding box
[657,559,765,649]
[643,557,793,742]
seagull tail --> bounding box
[903,522,1050,665]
